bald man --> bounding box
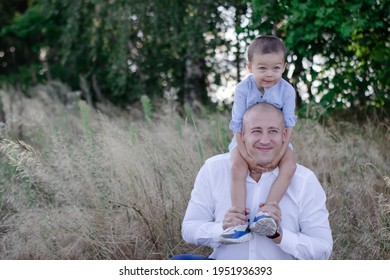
[174,103,333,260]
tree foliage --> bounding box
[1,0,233,106]
[0,0,389,116]
[250,0,389,116]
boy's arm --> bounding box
[235,132,264,173]
[262,127,293,170]
[235,132,250,162]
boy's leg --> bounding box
[265,148,296,203]
[250,148,296,235]
[230,148,248,213]
[218,148,253,244]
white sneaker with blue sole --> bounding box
[249,211,277,236]
[218,224,254,245]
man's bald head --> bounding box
[242,103,285,133]
[240,102,287,170]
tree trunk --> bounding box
[0,94,6,124]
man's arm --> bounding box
[278,171,333,259]
[181,162,223,249]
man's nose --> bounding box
[259,133,270,144]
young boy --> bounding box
[219,35,297,244]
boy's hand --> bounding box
[258,160,278,171]
[246,157,266,173]
[246,157,272,173]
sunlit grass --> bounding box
[0,84,389,259]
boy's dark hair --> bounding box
[247,35,287,63]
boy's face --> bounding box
[247,52,286,92]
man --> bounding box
[174,103,333,260]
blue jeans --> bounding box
[170,254,215,260]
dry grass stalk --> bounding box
[0,86,389,259]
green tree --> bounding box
[1,0,235,106]
[0,0,40,86]
[250,0,390,116]
[1,0,389,117]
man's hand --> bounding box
[222,207,249,230]
[259,202,281,227]
[259,202,282,244]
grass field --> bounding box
[0,83,389,259]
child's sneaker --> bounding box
[218,224,254,245]
[249,211,277,236]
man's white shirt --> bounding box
[182,153,333,260]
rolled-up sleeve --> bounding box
[229,86,248,133]
[282,85,297,127]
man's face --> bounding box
[241,106,286,166]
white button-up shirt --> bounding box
[182,153,333,260]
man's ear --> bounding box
[240,130,245,143]
[282,128,287,142]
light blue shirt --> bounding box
[229,75,297,133]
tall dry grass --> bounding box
[0,83,389,259]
